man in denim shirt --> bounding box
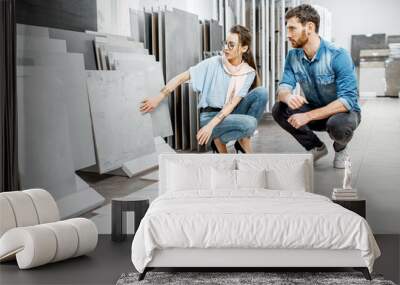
[272,4,361,168]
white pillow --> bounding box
[167,162,210,191]
[211,168,236,190]
[237,158,308,191]
[236,169,267,189]
[266,163,306,191]
[211,169,268,191]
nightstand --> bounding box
[332,199,366,218]
[111,198,150,242]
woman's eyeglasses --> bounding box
[222,40,238,50]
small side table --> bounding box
[333,199,366,218]
[111,198,149,242]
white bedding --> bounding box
[131,190,380,273]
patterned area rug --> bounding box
[116,271,396,285]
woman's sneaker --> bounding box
[309,143,328,162]
[334,148,349,169]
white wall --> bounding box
[97,0,218,36]
[311,0,400,51]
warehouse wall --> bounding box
[312,0,400,50]
[97,0,218,36]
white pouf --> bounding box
[0,189,98,269]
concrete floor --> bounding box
[0,235,133,285]
[0,234,398,285]
[1,98,399,284]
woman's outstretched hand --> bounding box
[140,95,162,113]
[197,124,214,145]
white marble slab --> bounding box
[86,71,156,174]
[111,54,173,138]
[17,51,96,170]
[129,9,145,42]
[140,170,159,181]
[122,136,175,178]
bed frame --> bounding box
[137,154,372,281]
[138,248,371,280]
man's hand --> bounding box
[196,124,214,145]
[288,113,312,129]
[140,95,163,113]
[286,94,308,110]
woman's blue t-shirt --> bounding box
[189,56,255,109]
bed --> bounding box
[131,154,380,281]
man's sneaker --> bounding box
[334,148,349,169]
[309,143,328,162]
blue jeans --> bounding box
[199,87,268,144]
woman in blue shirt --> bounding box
[140,25,268,153]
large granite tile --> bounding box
[86,71,156,174]
[17,35,67,52]
[16,67,77,201]
[110,53,173,138]
[49,28,97,70]
[164,9,201,148]
[17,23,49,37]
[17,51,96,170]
[129,9,145,43]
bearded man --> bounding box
[272,4,360,169]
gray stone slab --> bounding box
[158,10,166,83]
[359,65,386,97]
[57,175,105,219]
[151,12,159,60]
[86,71,156,174]
[48,28,97,70]
[17,51,96,170]
[96,41,148,70]
[385,59,400,97]
[17,35,67,52]
[129,9,145,43]
[388,35,400,44]
[17,67,77,201]
[87,31,140,44]
[122,137,175,178]
[144,12,152,52]
[94,36,147,70]
[188,85,199,151]
[164,9,201,149]
[181,83,190,150]
[202,20,210,52]
[95,37,144,49]
[16,0,97,32]
[174,86,182,150]
[107,52,155,70]
[140,170,159,181]
[110,53,173,138]
[351,34,386,66]
[209,19,223,52]
[17,23,49,37]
